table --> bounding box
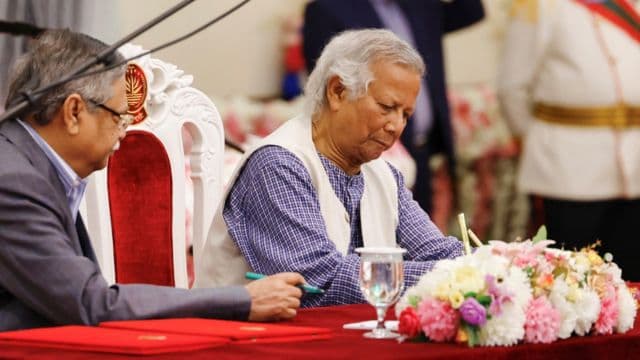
[2,304,639,359]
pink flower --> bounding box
[513,253,538,268]
[398,307,422,338]
[524,296,560,343]
[417,298,460,342]
[595,284,619,335]
[490,240,555,269]
[544,251,562,263]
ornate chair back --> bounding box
[81,44,224,288]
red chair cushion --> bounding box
[107,130,174,286]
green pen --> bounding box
[245,272,325,294]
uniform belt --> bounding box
[533,102,640,128]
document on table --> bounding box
[342,320,398,331]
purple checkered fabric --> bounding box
[223,145,463,307]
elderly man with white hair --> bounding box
[195,29,463,307]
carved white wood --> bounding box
[80,44,224,288]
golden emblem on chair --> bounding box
[126,63,148,125]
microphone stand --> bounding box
[0,0,196,123]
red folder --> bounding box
[101,318,332,344]
[0,325,228,355]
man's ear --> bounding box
[326,75,347,111]
[61,93,84,135]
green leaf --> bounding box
[532,225,547,243]
[477,295,492,306]
[469,329,479,348]
[525,266,534,277]
[463,323,479,348]
[463,291,478,299]
[408,295,421,308]
[413,333,428,342]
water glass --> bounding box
[355,247,406,339]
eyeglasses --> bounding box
[86,99,134,131]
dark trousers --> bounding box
[542,197,640,281]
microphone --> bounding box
[0,20,44,37]
[225,138,246,154]
[1,0,196,122]
[56,0,251,88]
[1,0,251,123]
[96,52,120,68]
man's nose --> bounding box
[384,111,406,133]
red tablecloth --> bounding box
[2,303,640,360]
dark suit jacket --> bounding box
[303,0,484,211]
[0,119,250,331]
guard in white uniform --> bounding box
[497,0,640,280]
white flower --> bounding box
[478,301,526,346]
[502,267,532,309]
[570,253,591,277]
[477,266,530,346]
[451,266,484,294]
[549,278,577,339]
[396,258,457,317]
[616,285,637,333]
[602,263,624,285]
[574,288,600,336]
[471,251,511,278]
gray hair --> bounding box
[5,29,126,125]
[304,28,425,116]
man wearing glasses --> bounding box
[0,29,304,331]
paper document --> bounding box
[342,320,398,331]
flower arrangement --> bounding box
[396,228,638,347]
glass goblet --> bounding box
[355,247,406,339]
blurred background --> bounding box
[0,0,527,241]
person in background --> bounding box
[0,29,304,331]
[497,0,640,280]
[302,0,485,215]
[195,29,463,307]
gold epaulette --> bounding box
[533,102,640,128]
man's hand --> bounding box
[245,272,305,322]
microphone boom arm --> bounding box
[0,0,196,123]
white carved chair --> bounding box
[80,44,224,288]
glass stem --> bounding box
[375,305,387,333]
